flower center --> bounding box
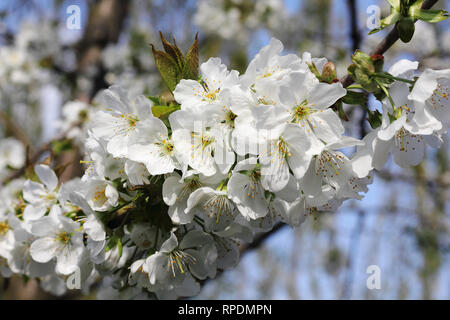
[257,97,275,105]
[394,128,421,152]
[292,100,312,123]
[198,133,215,151]
[159,138,174,156]
[114,113,139,135]
[203,194,234,224]
[247,169,263,199]
[222,108,237,128]
[276,137,291,159]
[178,177,202,202]
[93,187,107,206]
[55,231,71,244]
[199,79,220,101]
[316,150,345,178]
[430,81,449,110]
[168,250,196,277]
[0,222,9,235]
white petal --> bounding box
[160,232,178,253]
[308,82,346,110]
[35,164,58,191]
[23,205,47,221]
[30,237,59,263]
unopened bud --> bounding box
[351,50,375,75]
[397,17,415,43]
[371,54,384,73]
[321,62,337,83]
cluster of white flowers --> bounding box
[0,38,449,299]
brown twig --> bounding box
[0,109,32,152]
[1,121,82,185]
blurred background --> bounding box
[0,0,449,299]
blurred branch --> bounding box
[377,169,450,188]
[240,222,286,257]
[76,0,130,101]
[340,0,441,88]
[347,0,361,52]
[1,121,81,186]
[340,210,365,299]
[346,0,367,138]
[0,109,32,150]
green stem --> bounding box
[374,73,415,84]
[375,78,396,109]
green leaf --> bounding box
[374,72,395,86]
[334,101,349,122]
[151,44,181,92]
[182,33,199,80]
[51,139,73,155]
[147,95,161,105]
[380,10,402,27]
[410,8,448,23]
[368,27,383,35]
[105,236,117,252]
[367,109,382,129]
[151,105,181,118]
[387,0,401,11]
[159,31,185,71]
[117,237,123,258]
[343,90,368,106]
[368,10,401,34]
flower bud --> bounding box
[371,54,384,73]
[351,50,375,75]
[397,16,415,43]
[321,62,337,83]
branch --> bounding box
[347,0,361,52]
[240,222,286,257]
[1,122,81,185]
[340,0,440,88]
[0,109,32,151]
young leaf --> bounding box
[151,44,181,92]
[343,90,368,106]
[159,31,185,71]
[147,95,161,105]
[367,109,382,129]
[410,8,449,23]
[182,33,199,80]
[151,105,181,118]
